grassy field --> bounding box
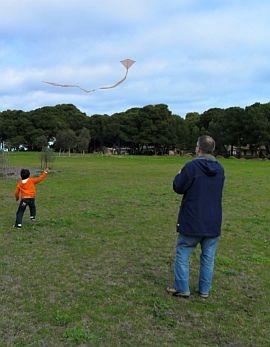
[0,152,269,346]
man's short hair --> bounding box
[20,169,30,180]
[197,135,215,154]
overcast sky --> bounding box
[1,0,270,117]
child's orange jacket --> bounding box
[15,170,48,200]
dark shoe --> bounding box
[166,287,190,298]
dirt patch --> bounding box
[0,167,42,180]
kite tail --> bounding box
[42,81,95,93]
[98,69,128,90]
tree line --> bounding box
[0,102,269,157]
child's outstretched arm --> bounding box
[32,169,48,184]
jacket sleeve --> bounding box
[31,170,48,184]
[14,183,21,200]
[173,164,194,194]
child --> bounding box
[14,168,49,228]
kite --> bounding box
[42,58,135,93]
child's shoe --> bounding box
[14,224,22,228]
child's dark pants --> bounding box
[15,198,36,226]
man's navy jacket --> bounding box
[173,155,225,237]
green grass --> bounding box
[0,153,269,346]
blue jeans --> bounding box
[174,234,219,295]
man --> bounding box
[167,135,225,299]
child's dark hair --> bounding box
[20,169,30,180]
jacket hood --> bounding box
[194,155,219,176]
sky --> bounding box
[1,0,270,118]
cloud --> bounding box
[0,0,270,116]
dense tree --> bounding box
[77,127,91,154]
[222,107,246,156]
[0,110,25,144]
[200,108,227,155]
[9,135,27,150]
[184,112,201,150]
[88,114,110,151]
[170,114,187,151]
[244,103,270,156]
[1,102,270,157]
[33,135,48,150]
[54,129,77,155]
